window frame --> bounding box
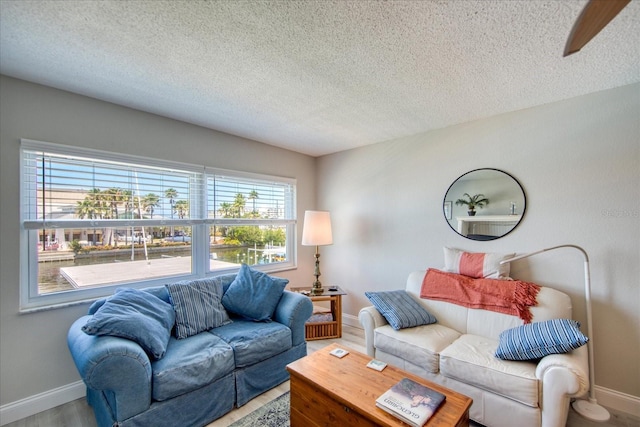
[20,139,297,312]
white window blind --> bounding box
[206,171,296,223]
[20,139,297,311]
[22,140,203,230]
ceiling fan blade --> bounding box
[564,0,631,57]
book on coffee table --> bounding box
[375,377,446,427]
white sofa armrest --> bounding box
[536,345,589,427]
[358,306,388,357]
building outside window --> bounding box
[20,139,296,311]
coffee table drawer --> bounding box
[290,376,378,427]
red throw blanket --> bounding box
[420,268,541,323]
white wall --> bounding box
[318,84,640,404]
[0,76,317,412]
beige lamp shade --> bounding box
[301,211,333,246]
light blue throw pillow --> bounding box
[82,288,175,360]
[365,290,437,330]
[495,318,589,361]
[166,278,232,339]
[222,264,288,321]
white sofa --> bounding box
[358,270,590,427]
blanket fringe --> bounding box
[513,280,541,323]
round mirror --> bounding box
[443,168,526,241]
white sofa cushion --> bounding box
[374,323,461,373]
[440,334,539,407]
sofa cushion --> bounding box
[365,290,437,330]
[222,264,288,322]
[151,332,235,401]
[167,278,232,339]
[210,318,292,367]
[82,288,175,360]
[440,334,539,407]
[495,319,589,361]
[374,323,461,373]
[443,247,514,279]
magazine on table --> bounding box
[375,377,446,427]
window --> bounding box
[20,139,296,311]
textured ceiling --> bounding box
[1,1,639,157]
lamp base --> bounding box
[311,281,324,295]
[572,399,610,422]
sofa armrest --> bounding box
[273,291,313,346]
[67,316,153,422]
[358,306,388,357]
[536,345,589,427]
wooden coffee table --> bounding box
[287,343,472,427]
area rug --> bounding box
[228,391,484,427]
[229,392,290,427]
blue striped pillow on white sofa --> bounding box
[365,290,437,330]
[495,318,589,361]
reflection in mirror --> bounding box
[443,169,526,241]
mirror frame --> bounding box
[443,168,526,241]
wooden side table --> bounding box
[290,286,347,340]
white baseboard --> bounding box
[343,313,361,328]
[0,381,85,426]
[595,385,640,418]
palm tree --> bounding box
[218,202,233,218]
[122,190,134,218]
[104,187,126,245]
[174,200,190,241]
[165,188,178,237]
[78,189,103,245]
[164,188,178,219]
[75,199,95,220]
[248,190,259,216]
[119,190,135,244]
[233,193,246,218]
[76,199,96,245]
[142,193,160,219]
[175,200,189,219]
[86,188,104,217]
[104,187,125,218]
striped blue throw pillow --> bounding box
[167,278,232,339]
[495,318,589,361]
[365,290,437,330]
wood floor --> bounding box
[5,325,638,427]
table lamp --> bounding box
[301,210,332,295]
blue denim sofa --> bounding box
[67,272,313,427]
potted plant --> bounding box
[455,193,489,216]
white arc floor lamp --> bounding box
[500,244,610,422]
[301,210,333,295]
